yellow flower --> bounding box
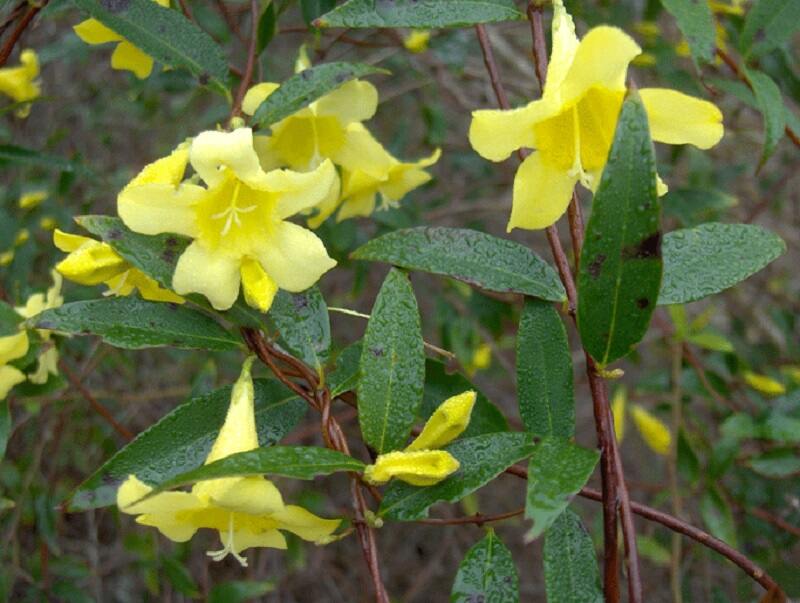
[243,78,380,173]
[18,190,48,210]
[0,49,40,118]
[0,251,13,267]
[117,358,341,566]
[0,327,28,399]
[364,391,476,486]
[468,0,723,231]
[73,0,169,79]
[743,371,786,397]
[631,405,671,456]
[15,271,63,384]
[404,30,431,54]
[14,229,29,247]
[611,386,627,441]
[39,217,57,231]
[53,229,183,303]
[117,129,337,312]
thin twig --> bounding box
[229,0,260,120]
[669,342,684,603]
[417,508,524,526]
[0,1,47,68]
[58,360,133,441]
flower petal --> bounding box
[73,19,122,45]
[364,450,460,487]
[55,240,128,286]
[129,144,191,187]
[631,405,671,455]
[0,364,26,398]
[195,476,285,516]
[190,128,270,190]
[172,241,241,310]
[639,88,724,149]
[406,390,476,452]
[313,80,378,125]
[118,183,203,237]
[333,123,394,176]
[336,191,376,222]
[271,505,341,543]
[241,257,278,312]
[127,271,185,303]
[242,82,280,116]
[509,152,577,231]
[544,0,580,94]
[469,104,540,162]
[230,526,286,553]
[111,41,154,79]
[53,229,90,253]
[560,26,640,104]
[267,159,338,220]
[379,148,441,203]
[117,475,200,516]
[205,357,259,464]
[255,222,336,292]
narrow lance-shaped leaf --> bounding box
[740,0,800,58]
[517,299,574,437]
[577,91,662,366]
[743,68,786,169]
[658,223,785,305]
[316,0,525,29]
[379,432,535,521]
[33,298,242,351]
[252,62,387,127]
[145,447,364,497]
[267,287,330,373]
[525,438,599,541]
[72,0,229,91]
[544,510,603,603]
[660,0,715,64]
[357,268,425,454]
[451,530,520,603]
[0,144,78,171]
[352,227,565,302]
[68,380,307,511]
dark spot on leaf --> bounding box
[100,473,119,485]
[165,237,178,247]
[199,73,210,85]
[369,346,385,357]
[622,232,661,260]
[292,295,309,311]
[162,249,176,263]
[588,254,606,278]
[37,320,55,329]
[167,303,179,310]
[636,297,650,309]
[334,71,351,83]
[101,0,130,12]
[108,228,123,240]
[301,71,311,80]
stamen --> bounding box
[206,513,249,567]
[209,181,257,237]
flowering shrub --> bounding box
[1,0,797,601]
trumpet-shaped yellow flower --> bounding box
[73,0,169,79]
[364,391,476,486]
[0,327,28,399]
[117,129,337,312]
[117,358,341,566]
[15,271,63,384]
[468,0,723,231]
[0,49,40,118]
[54,230,183,303]
[243,79,380,173]
[18,190,48,210]
[743,371,786,397]
[631,405,671,456]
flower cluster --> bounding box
[117,358,341,566]
[364,391,475,486]
[469,0,724,231]
[0,49,40,118]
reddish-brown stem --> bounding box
[715,47,800,149]
[58,360,133,441]
[0,1,47,68]
[567,192,585,271]
[176,0,194,20]
[214,0,246,45]
[417,508,524,526]
[229,0,260,120]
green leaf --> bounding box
[146,447,363,497]
[543,510,603,603]
[33,298,241,351]
[743,68,786,168]
[748,449,800,478]
[209,581,275,603]
[316,0,525,28]
[71,0,229,91]
[0,144,77,171]
[658,223,785,305]
[0,300,22,337]
[352,227,565,301]
[257,2,277,55]
[660,0,715,63]
[577,92,662,365]
[328,341,362,397]
[525,438,599,541]
[0,399,9,462]
[358,269,424,453]
[301,0,336,25]
[516,299,574,437]
[740,0,800,58]
[663,188,737,227]
[686,331,734,353]
[451,530,520,603]
[700,488,738,548]
[67,379,306,511]
[251,62,387,127]
[379,432,535,521]
[422,360,508,438]
[267,287,330,372]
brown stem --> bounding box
[0,1,47,68]
[58,360,133,441]
[176,0,194,20]
[229,0,260,120]
[715,47,800,149]
[417,508,524,526]
[669,342,684,603]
